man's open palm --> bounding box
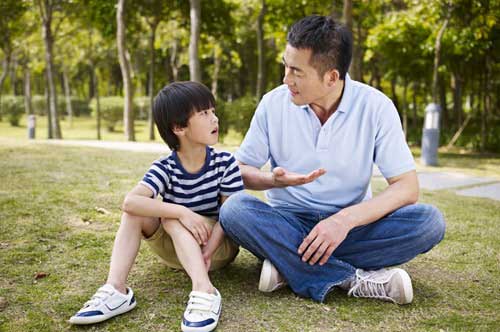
[272,167,326,187]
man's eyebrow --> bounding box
[282,57,303,72]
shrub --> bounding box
[32,95,90,117]
[2,96,25,126]
[221,95,258,135]
[134,97,150,121]
[89,97,124,132]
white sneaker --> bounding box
[181,288,222,332]
[69,284,137,325]
[347,268,413,304]
[258,259,287,292]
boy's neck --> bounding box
[176,144,207,174]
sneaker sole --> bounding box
[394,268,413,305]
[181,320,218,332]
[258,259,285,292]
[69,301,137,325]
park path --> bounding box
[42,139,500,202]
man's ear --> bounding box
[325,69,340,87]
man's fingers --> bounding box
[301,237,322,262]
[298,229,317,254]
[319,245,336,266]
[307,242,330,265]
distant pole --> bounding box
[27,114,36,139]
[421,103,441,166]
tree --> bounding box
[116,0,135,141]
[256,0,267,99]
[36,0,64,139]
[189,0,201,82]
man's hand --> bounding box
[298,213,354,265]
[177,209,211,245]
[272,167,326,188]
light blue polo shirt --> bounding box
[235,74,415,212]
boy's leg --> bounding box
[162,219,214,294]
[107,212,160,294]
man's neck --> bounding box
[310,79,345,125]
[176,144,207,174]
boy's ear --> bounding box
[172,125,185,136]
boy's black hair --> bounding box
[153,81,215,151]
[287,15,352,80]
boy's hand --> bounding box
[178,208,211,245]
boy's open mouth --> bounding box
[211,128,218,134]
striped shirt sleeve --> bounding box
[140,159,170,198]
[220,155,244,196]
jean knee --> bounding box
[219,192,253,231]
[421,204,446,247]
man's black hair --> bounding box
[287,15,352,80]
[153,81,215,151]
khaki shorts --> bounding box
[144,218,239,271]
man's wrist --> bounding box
[330,209,357,230]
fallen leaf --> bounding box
[0,242,9,249]
[95,207,111,215]
[34,272,49,280]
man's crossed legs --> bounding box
[219,193,445,303]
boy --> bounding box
[69,81,244,332]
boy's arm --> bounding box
[122,184,211,245]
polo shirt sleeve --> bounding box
[373,100,415,179]
[234,99,270,168]
[140,160,170,198]
[220,155,245,196]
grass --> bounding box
[0,136,499,332]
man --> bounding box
[219,15,445,304]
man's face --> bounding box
[282,44,332,106]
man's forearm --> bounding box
[239,164,275,190]
[334,171,419,230]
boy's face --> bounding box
[178,107,219,147]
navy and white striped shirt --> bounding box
[140,146,244,217]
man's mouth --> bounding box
[289,89,299,97]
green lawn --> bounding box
[0,137,499,332]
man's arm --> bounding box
[239,163,326,190]
[298,170,419,265]
[122,184,211,245]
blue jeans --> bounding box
[219,193,446,302]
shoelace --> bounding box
[83,288,114,308]
[186,293,214,314]
[347,273,392,302]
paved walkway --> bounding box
[41,139,500,201]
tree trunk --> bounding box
[451,71,463,129]
[92,65,101,140]
[148,20,158,141]
[390,77,400,115]
[23,67,34,115]
[117,0,135,141]
[342,0,360,81]
[10,54,18,95]
[170,39,179,81]
[412,81,418,131]
[189,0,201,82]
[402,79,408,138]
[40,1,62,139]
[63,67,73,128]
[256,0,266,99]
[44,69,52,138]
[481,57,491,152]
[439,77,447,129]
[432,12,450,103]
[211,44,221,99]
[0,53,10,121]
